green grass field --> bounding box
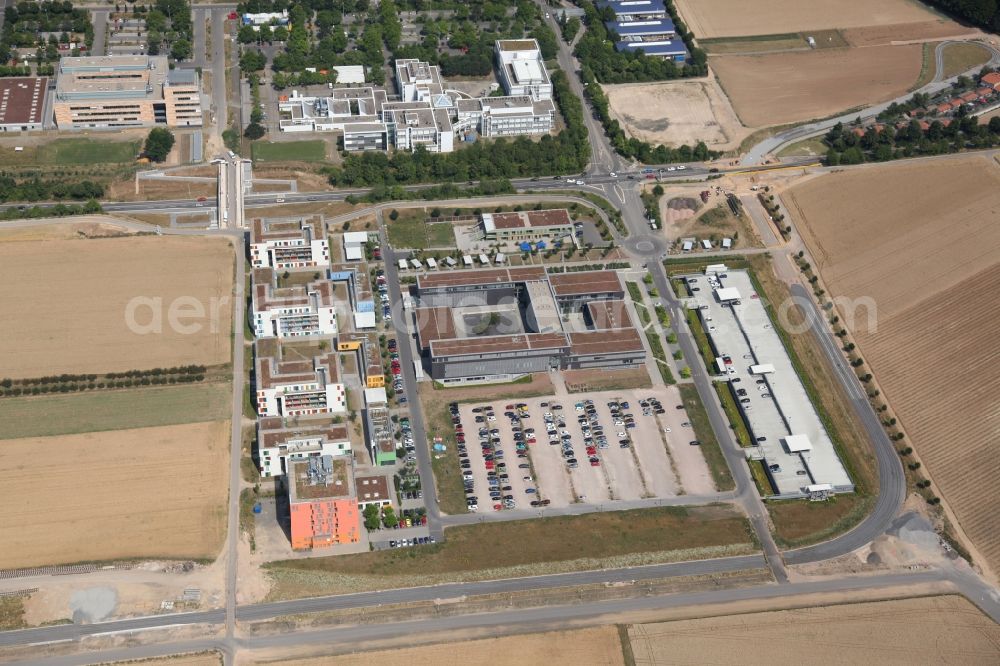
[0,139,138,167]
[0,383,231,439]
[386,210,459,249]
[251,140,326,163]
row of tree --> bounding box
[923,0,1000,31]
[823,116,1000,165]
[0,365,208,388]
[0,176,103,202]
[0,373,205,397]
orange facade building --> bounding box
[287,455,360,550]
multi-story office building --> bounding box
[250,217,330,270]
[494,39,553,101]
[257,419,352,478]
[255,351,346,417]
[53,55,203,129]
[251,268,338,340]
[288,455,360,550]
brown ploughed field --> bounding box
[0,233,235,378]
[675,0,942,38]
[785,155,1000,576]
[0,421,230,568]
[712,45,922,127]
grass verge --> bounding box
[767,494,873,548]
[645,331,675,385]
[240,488,258,552]
[713,382,752,447]
[0,597,26,630]
[265,505,756,595]
[251,140,326,163]
[678,384,734,491]
[0,383,232,439]
[686,309,720,373]
[777,137,829,157]
[911,42,936,91]
[748,458,775,497]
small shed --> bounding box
[462,255,474,267]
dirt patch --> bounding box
[628,595,1000,664]
[0,421,230,569]
[256,626,622,666]
[99,654,222,666]
[562,367,652,392]
[0,218,136,241]
[713,45,923,127]
[604,78,750,150]
[675,0,941,38]
[843,21,981,47]
[0,232,235,378]
[785,156,1000,578]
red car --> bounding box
[590,459,601,466]
[526,437,537,444]
[494,503,503,511]
[484,461,494,470]
[391,367,401,376]
[586,446,597,455]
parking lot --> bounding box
[451,387,714,513]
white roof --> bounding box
[511,59,544,84]
[426,257,438,268]
[332,65,365,84]
[445,256,457,266]
[722,238,732,248]
[364,387,387,405]
[354,311,377,329]
[462,255,473,265]
[682,240,694,250]
[478,253,490,263]
[749,363,775,374]
[784,434,813,452]
[716,287,741,302]
[343,231,369,246]
[344,245,363,261]
[705,263,727,274]
[495,253,506,263]
[398,259,408,269]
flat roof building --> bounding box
[0,77,48,132]
[255,350,346,418]
[414,268,643,383]
[251,268,338,340]
[480,208,573,242]
[495,39,553,101]
[288,455,360,550]
[614,39,688,62]
[597,0,667,20]
[54,55,202,129]
[250,217,330,270]
[257,421,351,478]
[605,18,676,39]
[355,474,393,509]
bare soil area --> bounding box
[252,626,623,666]
[627,595,1000,664]
[604,78,750,150]
[713,45,923,127]
[0,421,230,569]
[785,155,1000,577]
[675,0,940,38]
[0,232,235,378]
[843,21,982,47]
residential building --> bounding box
[53,55,203,129]
[598,0,686,62]
[0,77,47,132]
[255,351,346,417]
[479,208,573,242]
[250,217,330,270]
[342,231,371,262]
[494,39,553,101]
[257,419,352,478]
[251,268,338,340]
[288,455,360,550]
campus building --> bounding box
[598,0,687,62]
[277,87,387,136]
[255,350,346,417]
[257,418,352,478]
[494,39,553,101]
[597,0,667,21]
[250,217,330,270]
[479,208,573,242]
[454,95,556,138]
[288,454,360,550]
[363,387,396,466]
[355,474,393,510]
[414,268,643,383]
[251,268,338,340]
[53,55,203,129]
[0,77,48,132]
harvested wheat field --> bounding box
[628,595,1000,665]
[675,0,939,39]
[0,232,235,378]
[785,155,1000,576]
[604,79,749,150]
[0,421,230,568]
[713,45,922,127]
[843,21,980,48]
[251,626,623,666]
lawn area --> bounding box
[266,505,756,595]
[748,458,775,497]
[713,382,752,447]
[767,494,872,548]
[418,375,553,515]
[0,597,26,630]
[0,139,138,167]
[385,209,459,249]
[777,137,829,158]
[678,384,734,491]
[0,383,231,439]
[645,330,675,385]
[251,140,327,163]
[941,41,991,79]
[686,309,720,374]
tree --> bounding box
[244,122,266,140]
[170,38,192,61]
[381,506,398,529]
[363,504,381,531]
[144,127,175,162]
